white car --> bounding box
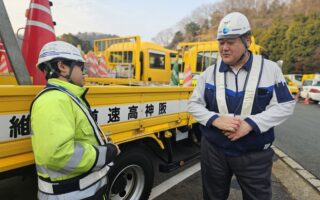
[308,79,320,103]
[300,79,314,99]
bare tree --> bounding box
[152,28,174,47]
[190,4,215,26]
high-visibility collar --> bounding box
[215,54,264,118]
[48,78,86,98]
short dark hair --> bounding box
[38,58,74,80]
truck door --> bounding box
[145,50,170,83]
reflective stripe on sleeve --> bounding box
[57,142,85,176]
[35,142,85,179]
[92,145,107,171]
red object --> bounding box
[97,55,108,77]
[21,0,56,85]
[0,40,13,73]
[85,52,98,77]
[183,65,192,87]
[0,55,8,73]
[310,88,320,93]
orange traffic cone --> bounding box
[304,93,310,105]
[183,65,192,87]
[21,0,56,85]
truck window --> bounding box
[295,74,302,82]
[149,53,165,69]
[196,53,203,72]
[110,51,133,63]
[313,80,320,86]
[123,51,133,63]
[303,79,313,86]
[196,51,218,72]
[96,41,106,52]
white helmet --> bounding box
[37,41,84,68]
[216,12,251,40]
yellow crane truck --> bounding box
[0,2,198,199]
[88,36,178,85]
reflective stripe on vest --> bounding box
[215,55,263,118]
[38,164,110,195]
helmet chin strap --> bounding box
[230,50,248,67]
[60,62,76,84]
[230,36,249,67]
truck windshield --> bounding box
[109,51,133,63]
[196,51,218,72]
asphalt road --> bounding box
[274,102,320,179]
[153,171,291,200]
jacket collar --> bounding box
[47,79,87,98]
[219,51,253,72]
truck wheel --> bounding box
[107,147,154,200]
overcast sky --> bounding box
[3,0,219,41]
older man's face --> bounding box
[218,37,250,66]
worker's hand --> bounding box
[105,143,120,164]
[212,115,241,132]
[225,120,253,141]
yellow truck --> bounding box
[0,84,197,199]
[90,36,177,85]
[0,3,198,200]
[0,73,17,85]
[177,36,266,84]
[301,74,320,85]
[284,76,300,95]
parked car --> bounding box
[308,79,320,103]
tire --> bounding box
[106,146,154,200]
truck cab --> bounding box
[177,36,266,79]
[91,36,176,85]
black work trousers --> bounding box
[201,136,274,200]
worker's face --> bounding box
[58,61,85,87]
[70,62,86,87]
[218,36,250,66]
